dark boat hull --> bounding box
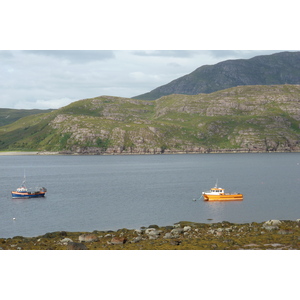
[11,192,46,198]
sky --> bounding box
[0,50,294,110]
[1,1,299,110]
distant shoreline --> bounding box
[0,151,59,156]
[0,150,299,156]
[0,151,66,155]
[0,151,39,156]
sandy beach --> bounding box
[0,151,39,155]
[0,151,61,155]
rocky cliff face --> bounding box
[49,85,300,154]
[133,51,300,100]
[151,85,300,153]
[1,85,300,154]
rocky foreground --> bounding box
[2,219,300,250]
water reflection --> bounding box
[203,201,244,223]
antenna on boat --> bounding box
[22,169,26,186]
[215,178,218,188]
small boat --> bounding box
[202,183,243,201]
[11,175,47,199]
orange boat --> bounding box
[202,184,243,201]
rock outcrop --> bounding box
[2,85,300,153]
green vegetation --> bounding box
[2,220,300,250]
[1,85,300,153]
[96,138,110,150]
[0,108,53,127]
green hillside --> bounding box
[1,85,300,154]
[0,108,54,127]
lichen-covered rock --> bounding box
[263,226,278,231]
[144,228,162,240]
[60,238,73,245]
[110,237,127,245]
[104,233,114,238]
[264,220,282,226]
[145,228,156,235]
[170,240,182,246]
[134,229,142,235]
[78,234,98,242]
[67,242,88,250]
[171,228,184,235]
[163,233,173,239]
[183,226,192,232]
[150,230,162,236]
[131,236,143,243]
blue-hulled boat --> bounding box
[11,175,47,198]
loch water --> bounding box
[1,153,300,238]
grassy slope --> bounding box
[0,108,53,127]
[1,85,300,152]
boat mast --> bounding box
[22,169,26,186]
[215,178,218,188]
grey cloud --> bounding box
[206,50,287,60]
[131,50,199,58]
[0,50,15,59]
[24,50,115,63]
[131,50,277,60]
[206,50,242,58]
[167,62,181,67]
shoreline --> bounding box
[2,219,300,250]
[0,151,40,155]
[1,150,300,156]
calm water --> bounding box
[1,153,300,238]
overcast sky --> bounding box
[1,1,299,110]
[0,50,294,110]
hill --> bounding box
[1,85,300,154]
[0,108,54,127]
[132,51,300,100]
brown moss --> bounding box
[2,221,300,250]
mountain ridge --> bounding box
[132,51,300,100]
